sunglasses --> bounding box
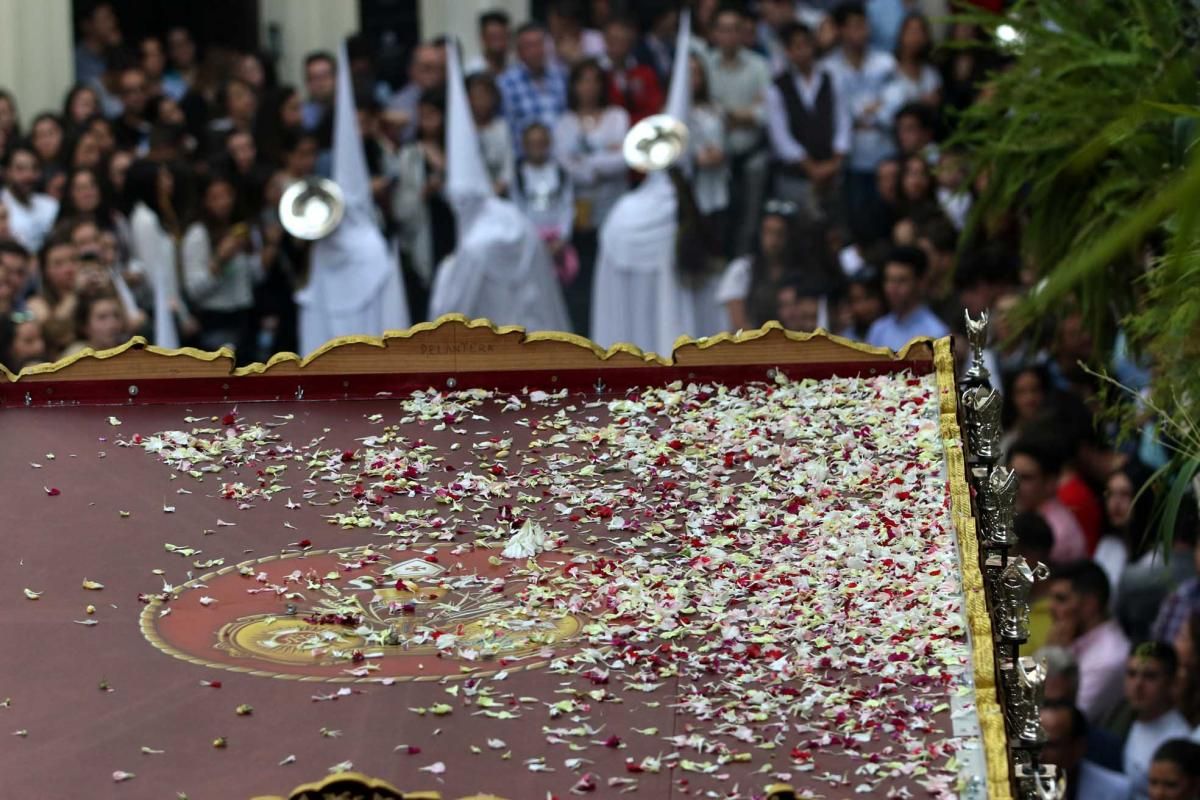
[10,310,35,324]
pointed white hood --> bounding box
[643,9,692,189]
[445,39,493,227]
[298,43,395,316]
[329,41,372,224]
[428,38,569,332]
[597,10,693,268]
[664,10,692,127]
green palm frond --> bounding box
[950,0,1200,541]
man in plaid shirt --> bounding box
[498,22,567,151]
[1151,536,1200,643]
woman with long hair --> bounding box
[893,154,939,221]
[717,205,834,330]
[882,13,942,120]
[181,173,261,355]
[64,127,105,172]
[84,114,117,160]
[62,84,102,131]
[234,49,277,98]
[125,159,192,348]
[29,113,67,190]
[554,58,629,333]
[58,167,114,228]
[1094,461,1158,595]
[254,85,303,166]
[1000,363,1053,456]
[57,166,134,257]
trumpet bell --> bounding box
[623,114,689,173]
[279,177,345,240]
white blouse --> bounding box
[881,64,942,122]
[181,223,262,312]
[478,116,516,193]
[716,256,752,304]
[553,106,630,231]
[129,202,187,348]
[687,104,730,215]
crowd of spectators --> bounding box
[0,6,1197,795]
[0,0,1000,368]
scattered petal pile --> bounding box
[119,371,975,797]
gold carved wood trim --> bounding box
[2,315,935,384]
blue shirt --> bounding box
[866,305,949,352]
[497,62,567,149]
[75,43,107,86]
[821,48,897,172]
[302,101,329,132]
[867,0,905,53]
[161,72,191,102]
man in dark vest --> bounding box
[765,22,850,223]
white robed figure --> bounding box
[296,43,409,356]
[590,11,726,355]
[428,42,569,332]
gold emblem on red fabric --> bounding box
[141,546,584,681]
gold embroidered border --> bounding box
[933,337,1012,799]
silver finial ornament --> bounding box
[994,556,1051,641]
[962,385,1002,462]
[963,310,992,386]
[1004,656,1048,748]
[980,465,1018,548]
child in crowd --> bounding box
[0,310,46,372]
[512,122,577,285]
[61,288,127,356]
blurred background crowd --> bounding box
[0,3,1198,796]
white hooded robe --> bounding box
[589,11,726,355]
[428,41,569,332]
[296,43,409,356]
